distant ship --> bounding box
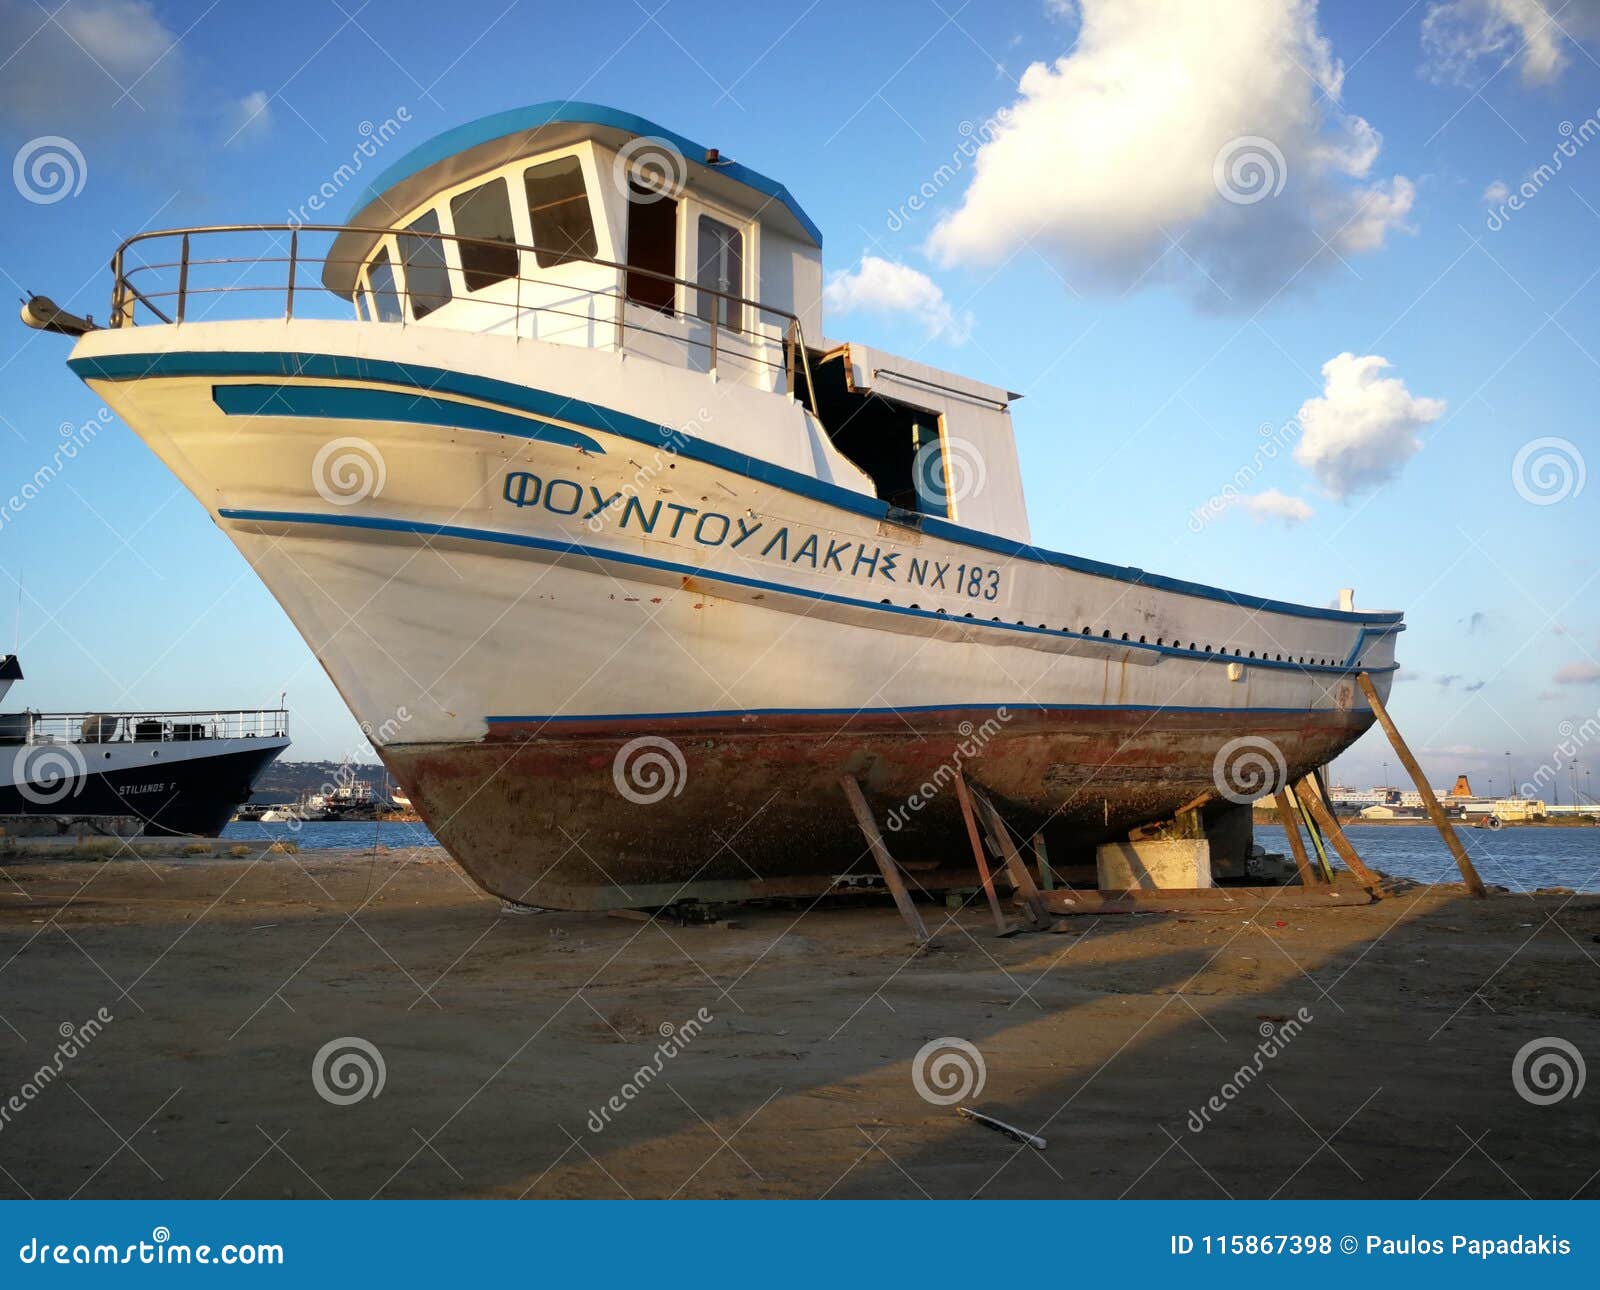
[33,103,1402,906]
[255,775,379,824]
[0,655,289,837]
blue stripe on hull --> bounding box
[211,382,605,453]
[72,349,1403,627]
[214,506,1399,678]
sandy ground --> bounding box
[1,843,1596,1200]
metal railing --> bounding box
[1,709,289,746]
[107,223,820,402]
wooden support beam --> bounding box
[1295,789,1335,882]
[1293,776,1383,891]
[839,776,929,943]
[953,771,1015,935]
[1356,672,1487,897]
[1032,833,1054,891]
[968,787,1052,931]
[1274,789,1318,887]
[1041,883,1375,917]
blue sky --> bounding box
[0,0,1597,798]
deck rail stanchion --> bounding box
[285,228,298,321]
[1356,671,1488,897]
[176,233,190,323]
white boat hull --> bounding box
[70,320,1401,906]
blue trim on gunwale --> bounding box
[71,349,1404,629]
[213,506,1400,679]
[211,383,605,453]
[346,101,824,247]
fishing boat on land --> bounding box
[0,655,289,837]
[30,103,1402,906]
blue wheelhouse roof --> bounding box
[346,101,822,247]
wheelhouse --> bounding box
[323,105,825,397]
[98,102,1034,544]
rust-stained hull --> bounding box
[382,706,1374,909]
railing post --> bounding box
[176,233,190,323]
[709,307,718,375]
[110,248,126,327]
[614,268,625,352]
[285,228,298,321]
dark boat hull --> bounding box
[384,706,1373,909]
[0,742,287,837]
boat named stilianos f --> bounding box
[38,103,1402,907]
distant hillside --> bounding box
[249,761,392,804]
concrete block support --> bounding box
[1096,839,1213,890]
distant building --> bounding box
[1360,804,1397,819]
[1460,798,1547,821]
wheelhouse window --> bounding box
[399,210,452,319]
[524,157,597,268]
[449,178,518,291]
[624,180,677,313]
[695,215,744,333]
[367,248,403,322]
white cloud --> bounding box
[227,90,273,141]
[925,0,1413,307]
[1554,661,1600,684]
[1421,0,1600,86]
[1293,353,1446,499]
[1483,179,1510,203]
[823,256,974,343]
[1233,489,1314,524]
[0,0,181,132]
